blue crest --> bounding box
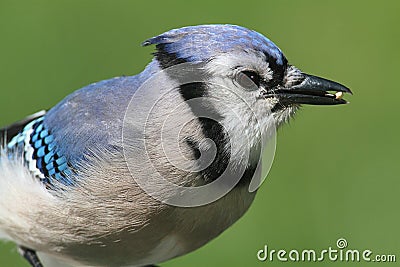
[143,24,286,66]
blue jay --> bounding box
[0,25,351,267]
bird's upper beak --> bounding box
[270,70,352,105]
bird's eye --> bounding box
[236,70,261,90]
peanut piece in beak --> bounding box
[335,92,343,100]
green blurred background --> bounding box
[0,0,399,266]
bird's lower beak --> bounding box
[273,73,352,105]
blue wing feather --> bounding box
[7,116,75,187]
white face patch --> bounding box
[198,50,297,168]
[199,61,271,167]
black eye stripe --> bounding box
[263,52,288,86]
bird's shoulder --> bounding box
[2,72,150,188]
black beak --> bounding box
[272,73,352,105]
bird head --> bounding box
[143,24,351,130]
[140,25,351,184]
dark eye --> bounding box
[236,70,261,90]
